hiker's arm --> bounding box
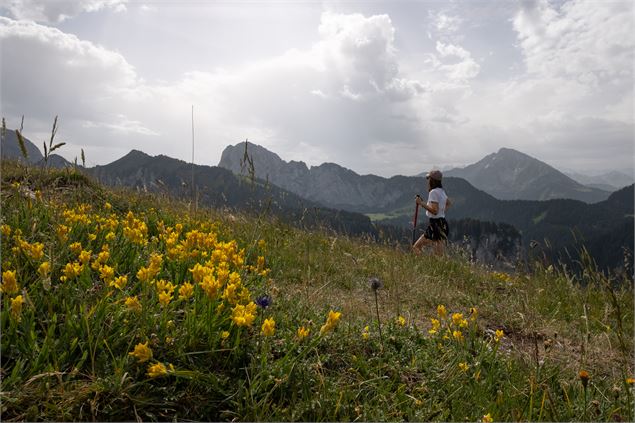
[416,196,439,214]
[446,198,452,210]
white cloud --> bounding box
[513,0,633,85]
[434,41,481,80]
[434,12,463,34]
[0,3,632,176]
[1,0,127,23]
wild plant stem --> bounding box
[374,290,384,349]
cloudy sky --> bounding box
[1,0,633,177]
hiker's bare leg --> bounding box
[432,240,446,256]
[413,235,434,254]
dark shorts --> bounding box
[424,218,449,241]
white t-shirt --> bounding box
[426,187,448,218]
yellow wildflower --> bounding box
[156,280,175,294]
[70,242,82,255]
[231,302,257,327]
[178,282,194,300]
[10,295,25,320]
[482,413,493,423]
[148,253,163,273]
[495,329,504,343]
[222,280,241,305]
[189,263,212,284]
[221,331,230,339]
[320,310,342,335]
[129,342,153,363]
[78,250,92,265]
[469,307,478,321]
[452,330,464,342]
[261,317,276,336]
[88,233,97,241]
[397,316,406,326]
[257,255,265,271]
[104,202,112,210]
[428,318,441,335]
[437,304,447,319]
[38,261,51,278]
[61,262,83,281]
[625,377,634,385]
[110,275,128,290]
[362,325,370,340]
[458,362,469,372]
[99,265,115,282]
[1,224,11,237]
[200,275,221,299]
[297,326,310,340]
[91,250,110,270]
[158,291,172,307]
[125,296,142,312]
[136,266,153,283]
[147,362,168,378]
[1,270,19,294]
[451,312,464,326]
[26,242,44,260]
[105,231,115,242]
[56,225,69,242]
[258,239,266,249]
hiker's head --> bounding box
[426,169,443,190]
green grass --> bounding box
[365,206,411,222]
[1,161,633,421]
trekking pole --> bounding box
[412,195,420,245]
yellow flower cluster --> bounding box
[61,261,84,282]
[261,317,276,336]
[231,302,257,326]
[14,239,45,261]
[361,325,370,340]
[1,198,280,385]
[429,305,478,343]
[129,342,153,363]
[1,270,19,294]
[297,326,310,340]
[123,211,148,245]
[10,295,25,321]
[320,310,342,335]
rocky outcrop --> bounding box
[219,141,426,212]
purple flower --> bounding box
[255,294,272,309]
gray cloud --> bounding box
[0,3,632,177]
[1,0,126,23]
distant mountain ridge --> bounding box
[564,170,634,192]
[1,129,71,168]
[86,149,382,239]
[444,148,610,203]
[218,142,633,272]
[219,142,433,212]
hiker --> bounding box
[413,169,451,256]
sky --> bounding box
[0,0,633,177]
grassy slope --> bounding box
[1,162,633,422]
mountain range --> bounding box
[1,129,71,168]
[443,148,612,202]
[2,133,633,272]
[564,170,634,192]
[219,141,634,271]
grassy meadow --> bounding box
[0,162,633,421]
